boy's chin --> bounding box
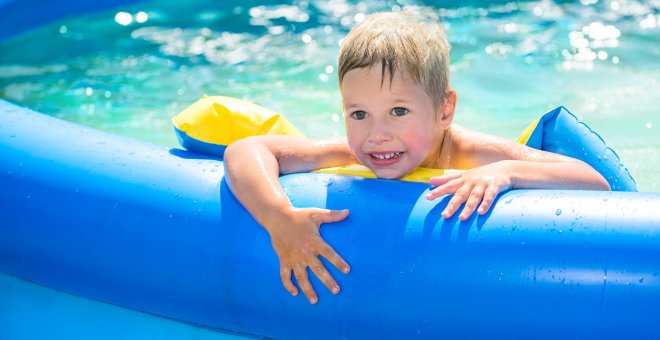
[369,167,410,180]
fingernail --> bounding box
[343,266,350,274]
[332,286,340,294]
[310,297,318,304]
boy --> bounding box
[223,11,609,304]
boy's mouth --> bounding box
[368,152,404,166]
[369,152,403,160]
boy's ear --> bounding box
[437,89,457,128]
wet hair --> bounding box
[338,11,451,112]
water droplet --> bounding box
[555,209,562,216]
[639,277,644,283]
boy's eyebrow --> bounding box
[344,97,414,110]
[391,97,414,106]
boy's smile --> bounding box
[341,66,452,179]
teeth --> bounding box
[371,152,401,160]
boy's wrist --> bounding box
[257,204,296,233]
[499,160,519,189]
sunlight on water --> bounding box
[0,0,658,190]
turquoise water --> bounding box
[0,272,243,339]
[0,0,658,337]
[0,0,659,190]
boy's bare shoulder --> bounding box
[450,124,510,149]
[448,124,530,167]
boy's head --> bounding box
[337,11,456,179]
[338,11,451,112]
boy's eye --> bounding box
[351,110,368,120]
[391,107,409,117]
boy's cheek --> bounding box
[344,131,362,154]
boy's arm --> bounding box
[223,135,356,304]
[427,127,610,220]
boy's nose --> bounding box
[367,120,393,144]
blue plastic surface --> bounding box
[525,106,636,191]
[2,100,660,338]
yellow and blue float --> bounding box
[1,96,659,339]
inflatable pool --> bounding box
[2,99,660,338]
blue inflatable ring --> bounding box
[1,99,659,339]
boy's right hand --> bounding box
[267,207,351,304]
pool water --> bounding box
[1,0,659,190]
[0,272,243,339]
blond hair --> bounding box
[338,11,451,112]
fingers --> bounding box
[318,243,351,274]
[307,256,341,295]
[477,184,499,215]
[293,263,318,304]
[273,208,352,304]
[429,170,504,220]
[281,236,350,304]
[280,264,298,296]
[429,171,463,187]
[442,183,473,219]
[426,177,463,200]
[443,183,502,220]
[290,251,347,304]
[458,184,485,220]
[312,209,349,224]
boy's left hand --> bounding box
[426,161,512,220]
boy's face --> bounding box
[341,67,451,179]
